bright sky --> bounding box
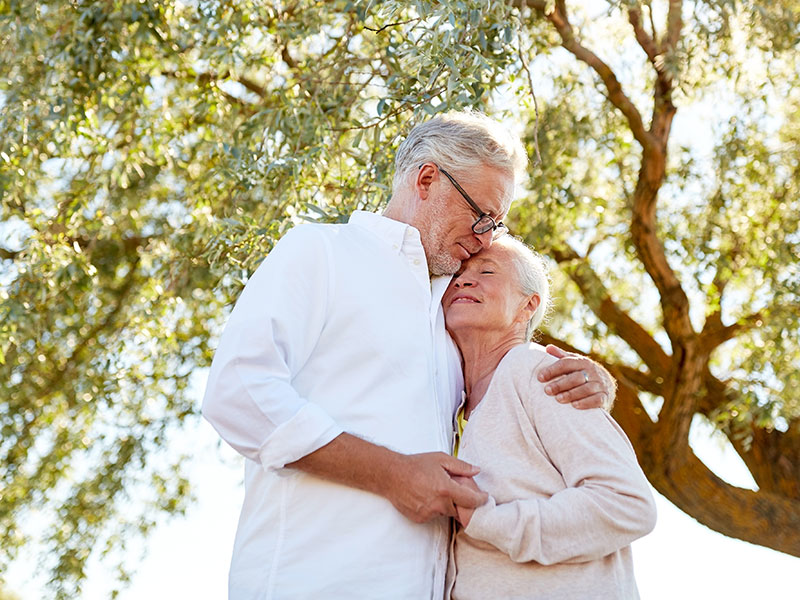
[5,411,799,599]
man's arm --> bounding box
[538,345,617,410]
[203,226,486,522]
[202,226,343,468]
[288,433,487,523]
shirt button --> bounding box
[414,259,420,265]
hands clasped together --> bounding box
[384,345,614,526]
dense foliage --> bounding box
[1,0,798,596]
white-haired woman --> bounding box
[443,236,657,599]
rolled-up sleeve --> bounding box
[202,225,344,470]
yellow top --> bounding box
[454,404,468,456]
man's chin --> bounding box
[430,256,462,277]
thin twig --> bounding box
[517,32,542,167]
[364,19,417,33]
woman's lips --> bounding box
[451,295,479,304]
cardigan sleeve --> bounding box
[464,368,656,565]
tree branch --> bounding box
[518,0,655,150]
[615,364,661,396]
[746,421,800,500]
[161,69,266,99]
[549,244,672,376]
[0,247,20,260]
[628,5,659,65]
[517,33,543,167]
[281,44,298,69]
[645,0,658,42]
[363,19,417,34]
[646,442,800,556]
[698,372,800,501]
[700,310,763,353]
[663,0,683,55]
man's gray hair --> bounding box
[494,235,552,340]
[392,110,528,192]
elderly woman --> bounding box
[443,235,656,599]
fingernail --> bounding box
[545,385,553,394]
[538,373,546,382]
[556,393,566,402]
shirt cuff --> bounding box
[257,402,345,471]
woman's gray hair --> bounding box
[392,110,528,191]
[494,236,552,340]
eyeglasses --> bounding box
[430,164,508,237]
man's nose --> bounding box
[455,278,474,288]
[475,229,493,249]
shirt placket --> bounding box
[402,235,450,599]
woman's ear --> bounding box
[520,293,540,323]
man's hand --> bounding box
[538,345,617,410]
[451,475,482,527]
[381,452,488,523]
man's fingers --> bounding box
[538,356,587,383]
[545,370,591,396]
[555,380,602,404]
[440,499,459,519]
[565,393,606,410]
[448,479,488,509]
[441,456,480,477]
[544,344,570,359]
[451,474,480,492]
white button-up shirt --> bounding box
[202,211,463,599]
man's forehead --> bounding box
[485,175,514,218]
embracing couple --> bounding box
[202,111,656,599]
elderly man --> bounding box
[202,111,614,599]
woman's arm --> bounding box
[461,384,656,565]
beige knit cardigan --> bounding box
[446,343,657,599]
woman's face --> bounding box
[442,244,532,338]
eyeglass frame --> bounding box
[419,163,508,237]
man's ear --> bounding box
[416,163,437,201]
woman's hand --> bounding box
[451,475,483,527]
[538,345,617,410]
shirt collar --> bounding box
[349,210,422,256]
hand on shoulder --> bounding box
[535,344,616,410]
